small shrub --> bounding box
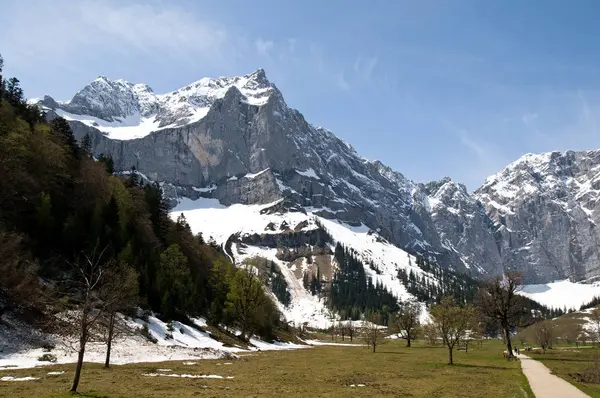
[167,321,175,332]
[38,353,57,362]
[165,332,173,340]
[180,327,185,334]
[42,343,55,352]
[140,311,150,323]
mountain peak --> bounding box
[42,69,279,140]
[249,68,267,81]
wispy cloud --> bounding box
[353,56,378,82]
[255,38,274,56]
[335,72,350,91]
[457,130,488,161]
[0,1,231,70]
[522,113,538,125]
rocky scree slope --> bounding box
[36,71,600,284]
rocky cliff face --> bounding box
[475,151,600,282]
[37,71,600,283]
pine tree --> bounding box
[97,154,114,174]
[5,77,23,106]
[81,133,92,156]
[50,117,79,158]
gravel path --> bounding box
[518,354,590,398]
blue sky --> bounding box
[1,0,600,189]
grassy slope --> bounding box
[0,339,532,398]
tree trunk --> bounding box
[71,302,89,393]
[503,326,514,360]
[406,331,411,347]
[372,343,376,353]
[71,330,87,392]
[105,312,115,369]
[448,346,453,365]
[241,319,247,342]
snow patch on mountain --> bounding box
[170,198,435,327]
[518,279,600,310]
[39,70,274,141]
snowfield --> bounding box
[0,314,306,371]
[518,279,600,310]
[170,197,435,327]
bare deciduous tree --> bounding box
[534,321,554,353]
[338,321,346,341]
[476,272,531,360]
[430,296,476,365]
[100,263,138,368]
[363,312,382,353]
[391,300,421,347]
[422,322,438,345]
[346,321,355,342]
[69,247,111,393]
[589,308,600,345]
[68,247,138,392]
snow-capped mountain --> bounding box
[37,70,600,290]
[475,150,600,282]
[39,69,273,140]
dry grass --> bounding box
[0,339,532,398]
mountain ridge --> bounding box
[36,70,600,285]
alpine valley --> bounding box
[35,70,600,325]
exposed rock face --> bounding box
[475,151,600,282]
[422,178,503,275]
[37,71,600,283]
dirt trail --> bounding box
[518,354,590,398]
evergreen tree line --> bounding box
[398,254,479,305]
[269,261,292,307]
[303,266,323,296]
[0,55,282,341]
[328,243,399,321]
[580,296,600,311]
[405,253,562,320]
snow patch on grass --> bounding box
[1,376,39,381]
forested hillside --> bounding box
[0,54,283,342]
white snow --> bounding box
[0,313,308,370]
[52,70,273,141]
[295,168,320,180]
[248,338,307,351]
[170,197,433,328]
[192,185,217,193]
[55,108,193,140]
[0,376,39,381]
[304,340,362,347]
[519,279,600,310]
[47,371,65,375]
[244,168,270,179]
